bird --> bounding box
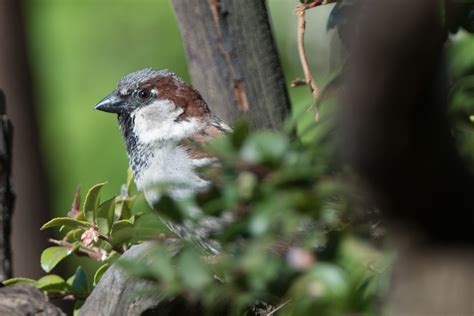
[95,68,233,253]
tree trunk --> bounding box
[341,0,474,314]
[0,91,14,282]
[171,0,291,130]
[0,0,52,279]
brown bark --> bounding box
[0,0,52,278]
[0,285,64,316]
[171,0,291,130]
[0,90,14,281]
[385,237,474,315]
[79,242,166,316]
[341,0,474,314]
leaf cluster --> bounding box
[3,171,156,314]
[116,120,386,316]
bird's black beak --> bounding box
[94,93,125,113]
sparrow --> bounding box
[95,68,233,253]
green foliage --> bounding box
[4,175,159,303]
[4,119,386,315]
[113,120,386,315]
[448,31,474,163]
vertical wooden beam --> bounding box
[172,0,291,130]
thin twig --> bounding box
[296,6,321,121]
[266,300,291,316]
[48,238,103,261]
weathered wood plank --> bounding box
[172,0,291,130]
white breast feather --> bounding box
[130,100,207,204]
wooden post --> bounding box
[0,90,14,281]
[172,0,291,130]
[341,0,474,314]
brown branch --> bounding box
[48,238,103,262]
[295,7,321,121]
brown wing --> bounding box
[181,115,232,160]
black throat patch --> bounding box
[117,113,153,182]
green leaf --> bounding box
[63,228,85,243]
[40,246,72,273]
[115,196,135,220]
[37,274,68,292]
[110,219,134,247]
[96,197,115,235]
[3,277,37,287]
[207,134,236,160]
[177,248,212,291]
[93,263,109,286]
[230,119,250,149]
[70,266,89,296]
[129,212,144,225]
[83,182,107,223]
[309,263,348,298]
[126,168,134,194]
[104,251,120,264]
[41,217,90,231]
[152,195,183,223]
[240,131,289,165]
[73,300,85,316]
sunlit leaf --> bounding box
[40,246,71,273]
[37,274,68,292]
[93,263,109,286]
[83,182,107,223]
[41,217,90,231]
[3,277,37,287]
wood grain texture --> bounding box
[172,0,291,130]
[79,242,167,316]
[385,238,474,316]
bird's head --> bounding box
[95,68,210,119]
[95,68,213,144]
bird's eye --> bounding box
[137,88,151,100]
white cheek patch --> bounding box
[131,100,200,143]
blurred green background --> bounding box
[24,0,341,215]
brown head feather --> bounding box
[141,76,211,121]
